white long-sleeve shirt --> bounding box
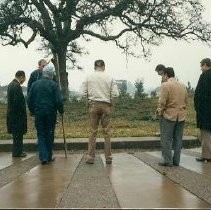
[81,70,119,104]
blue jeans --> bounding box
[35,112,56,162]
[160,117,185,165]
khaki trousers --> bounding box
[200,129,211,159]
[88,101,112,159]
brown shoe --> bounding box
[106,157,112,164]
[86,156,94,164]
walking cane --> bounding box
[55,53,68,158]
[61,114,68,158]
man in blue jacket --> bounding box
[27,59,47,94]
[28,66,64,165]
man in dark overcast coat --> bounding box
[7,71,27,157]
[194,58,211,162]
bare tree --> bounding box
[0,0,211,99]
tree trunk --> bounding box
[56,47,69,101]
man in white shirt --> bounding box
[82,60,119,164]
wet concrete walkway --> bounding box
[0,152,34,170]
[102,153,209,208]
[0,154,82,208]
[0,150,210,208]
[59,155,120,208]
[147,151,211,180]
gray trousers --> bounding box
[160,117,185,165]
[200,129,211,159]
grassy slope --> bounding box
[0,97,198,139]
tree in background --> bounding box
[134,79,147,99]
[186,81,195,96]
[150,90,157,98]
[0,0,211,99]
[117,80,128,98]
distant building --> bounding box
[115,80,136,98]
[116,79,127,88]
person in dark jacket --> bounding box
[194,58,211,162]
[7,71,27,157]
[27,59,47,94]
[27,66,64,165]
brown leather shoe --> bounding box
[86,156,95,164]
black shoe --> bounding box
[173,163,179,166]
[20,152,27,157]
[158,162,173,167]
[106,159,112,164]
[41,160,48,165]
[196,157,211,162]
[173,160,179,166]
[12,153,27,158]
[49,157,55,162]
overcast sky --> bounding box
[0,0,211,92]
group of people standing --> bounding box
[7,59,63,164]
[6,57,211,166]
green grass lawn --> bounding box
[0,97,199,139]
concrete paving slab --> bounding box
[0,150,210,208]
[0,154,82,209]
[102,153,209,208]
[147,151,211,180]
[134,152,211,206]
[58,155,120,209]
[0,152,35,170]
[0,155,39,188]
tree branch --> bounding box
[75,0,131,30]
[43,0,57,13]
[63,0,77,32]
[81,28,134,41]
[2,29,37,48]
[31,0,54,35]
